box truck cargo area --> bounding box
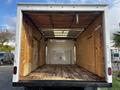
[13,4,112,87]
[20,12,104,81]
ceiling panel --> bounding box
[24,12,101,38]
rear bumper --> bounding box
[13,80,112,87]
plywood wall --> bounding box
[39,37,46,67]
[76,15,104,78]
[19,17,46,77]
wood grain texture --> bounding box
[20,17,46,77]
[27,12,101,29]
[76,15,104,78]
[20,65,104,81]
[94,27,104,77]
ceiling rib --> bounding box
[25,12,101,39]
[49,15,54,28]
[69,13,75,28]
[41,28,84,31]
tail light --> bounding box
[108,67,112,75]
[13,66,17,74]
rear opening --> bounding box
[19,11,105,81]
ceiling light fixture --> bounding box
[76,13,79,24]
[53,30,69,37]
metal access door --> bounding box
[46,40,75,64]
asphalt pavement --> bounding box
[0,65,23,90]
[0,63,118,90]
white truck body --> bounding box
[13,3,112,87]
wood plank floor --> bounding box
[21,65,103,81]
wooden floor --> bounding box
[21,65,103,81]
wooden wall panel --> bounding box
[20,21,33,77]
[19,24,26,77]
[94,28,104,77]
[20,17,46,77]
[76,15,104,78]
[39,37,46,67]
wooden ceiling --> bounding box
[24,12,102,38]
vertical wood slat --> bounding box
[94,28,104,77]
[20,17,46,77]
[76,15,104,78]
